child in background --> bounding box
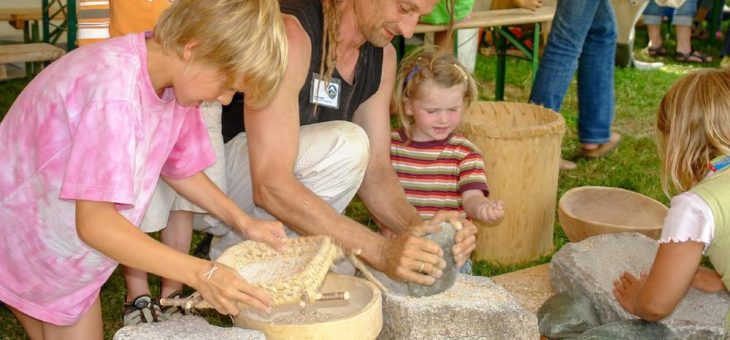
[0,0,288,337]
[613,69,729,328]
[388,48,504,272]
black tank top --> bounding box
[221,0,384,142]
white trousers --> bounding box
[140,102,228,234]
[207,121,370,261]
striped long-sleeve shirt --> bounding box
[390,129,489,219]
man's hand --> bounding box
[379,223,447,285]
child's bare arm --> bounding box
[163,172,286,251]
[75,200,273,314]
[462,189,504,224]
[691,266,726,293]
[613,241,705,321]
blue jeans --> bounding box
[643,0,698,27]
[529,0,617,145]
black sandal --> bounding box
[643,45,667,58]
[675,50,713,64]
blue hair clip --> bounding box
[404,65,419,85]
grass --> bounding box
[0,28,721,338]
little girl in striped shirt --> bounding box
[388,48,504,238]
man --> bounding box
[214,0,478,284]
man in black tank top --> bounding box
[213,0,478,285]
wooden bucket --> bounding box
[458,102,565,264]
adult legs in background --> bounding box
[209,121,370,260]
[529,0,618,160]
[577,0,617,146]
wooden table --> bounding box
[0,7,64,79]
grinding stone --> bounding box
[408,222,457,297]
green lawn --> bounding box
[0,31,721,338]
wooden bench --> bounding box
[398,6,555,101]
[0,43,65,80]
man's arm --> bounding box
[351,45,421,234]
[241,16,442,283]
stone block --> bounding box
[113,315,265,340]
[369,270,538,340]
[550,232,729,339]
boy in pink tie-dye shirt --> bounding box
[0,0,287,337]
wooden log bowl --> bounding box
[234,273,382,340]
[558,186,668,242]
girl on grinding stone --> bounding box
[613,69,729,329]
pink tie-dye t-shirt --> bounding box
[0,33,215,325]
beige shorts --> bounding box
[139,102,227,233]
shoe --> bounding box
[159,291,191,321]
[643,45,667,58]
[578,132,621,158]
[674,50,713,64]
[122,295,160,326]
[559,159,577,170]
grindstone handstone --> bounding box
[407,222,457,297]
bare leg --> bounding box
[43,295,103,340]
[7,304,43,340]
[675,25,693,54]
[647,24,663,48]
[159,210,193,297]
[123,265,151,302]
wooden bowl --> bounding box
[234,273,382,340]
[558,186,667,242]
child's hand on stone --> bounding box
[612,271,647,316]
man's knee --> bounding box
[300,121,370,174]
[333,121,370,174]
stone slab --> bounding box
[491,263,555,314]
[550,232,729,339]
[113,315,265,340]
[367,270,538,340]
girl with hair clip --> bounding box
[388,48,504,272]
[0,0,288,337]
[613,68,729,329]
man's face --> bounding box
[355,0,439,47]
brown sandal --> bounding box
[675,50,713,64]
[643,45,667,58]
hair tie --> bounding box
[404,65,420,85]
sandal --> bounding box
[578,132,621,159]
[159,291,192,321]
[122,295,161,326]
[643,45,667,58]
[675,50,713,64]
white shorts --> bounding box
[208,121,370,260]
[139,102,228,233]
